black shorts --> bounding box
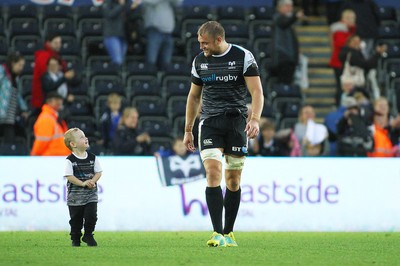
[198,111,248,157]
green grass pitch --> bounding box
[1,232,399,265]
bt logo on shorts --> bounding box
[203,139,213,146]
[232,146,248,153]
[201,74,238,83]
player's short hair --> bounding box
[197,21,225,40]
[64,128,80,151]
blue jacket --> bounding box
[0,64,28,120]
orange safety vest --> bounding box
[30,104,70,156]
[367,123,394,157]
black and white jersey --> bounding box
[191,44,260,120]
[64,152,102,206]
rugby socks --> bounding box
[223,187,241,234]
[205,186,224,234]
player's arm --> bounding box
[244,75,264,138]
[183,83,202,152]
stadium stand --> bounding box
[0,1,399,156]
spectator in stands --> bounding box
[329,9,356,106]
[141,0,183,71]
[367,97,399,157]
[0,52,29,143]
[155,136,190,157]
[32,33,72,116]
[294,104,316,143]
[41,57,75,103]
[336,97,373,156]
[102,0,141,67]
[301,119,330,156]
[339,34,387,101]
[112,107,151,155]
[341,0,380,58]
[31,92,70,156]
[270,0,306,85]
[99,93,123,149]
[251,119,291,156]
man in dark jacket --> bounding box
[341,0,380,58]
[270,0,306,85]
[102,0,141,66]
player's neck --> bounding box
[217,42,229,55]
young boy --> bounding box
[64,128,103,247]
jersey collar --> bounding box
[212,44,232,58]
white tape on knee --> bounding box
[200,148,223,164]
[225,155,246,170]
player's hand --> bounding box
[245,119,260,139]
[183,132,196,152]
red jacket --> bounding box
[329,21,356,69]
[31,44,67,109]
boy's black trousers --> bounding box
[68,202,97,240]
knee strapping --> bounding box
[225,155,246,170]
[200,148,223,164]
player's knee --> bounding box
[225,155,246,170]
[201,148,223,164]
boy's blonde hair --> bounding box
[64,128,80,151]
[107,93,122,105]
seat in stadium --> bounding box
[42,5,74,21]
[66,96,92,117]
[220,20,249,39]
[44,18,75,37]
[20,75,33,99]
[217,6,246,21]
[261,101,276,121]
[0,36,6,56]
[181,5,214,21]
[91,75,125,98]
[273,98,303,119]
[253,38,272,62]
[67,116,98,138]
[164,57,190,76]
[88,56,121,77]
[133,96,166,117]
[7,4,39,23]
[378,6,397,23]
[0,142,29,156]
[167,96,187,121]
[58,36,80,56]
[378,23,400,40]
[186,37,201,62]
[76,5,103,22]
[10,35,41,56]
[163,75,190,99]
[21,56,35,76]
[82,36,108,59]
[270,83,302,100]
[125,59,158,76]
[249,6,274,21]
[181,19,208,40]
[127,75,161,99]
[139,116,172,138]
[78,18,104,39]
[8,18,40,40]
[250,21,273,41]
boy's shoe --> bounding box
[72,240,81,247]
[206,232,227,247]
[224,232,238,247]
[82,234,97,246]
